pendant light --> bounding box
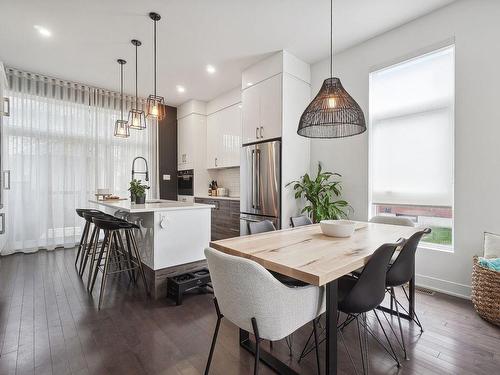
[297,0,366,138]
[146,12,166,121]
[114,59,130,138]
[128,39,147,130]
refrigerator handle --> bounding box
[251,149,255,209]
[3,171,10,190]
[0,213,5,235]
[255,149,260,210]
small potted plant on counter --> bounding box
[129,179,149,204]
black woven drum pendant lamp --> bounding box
[297,0,366,138]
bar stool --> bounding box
[75,209,103,268]
[79,210,120,278]
[90,217,149,310]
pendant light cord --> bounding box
[135,43,138,109]
[120,63,124,120]
[330,0,333,78]
[153,19,157,97]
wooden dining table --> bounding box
[210,221,422,375]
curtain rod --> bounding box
[6,66,148,102]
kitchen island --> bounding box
[89,199,213,299]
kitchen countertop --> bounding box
[89,199,214,213]
[195,195,240,201]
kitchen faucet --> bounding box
[131,156,149,182]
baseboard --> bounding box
[415,273,471,300]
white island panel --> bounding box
[153,209,211,270]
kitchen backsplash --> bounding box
[207,167,240,197]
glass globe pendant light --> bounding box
[114,59,130,138]
[297,0,366,138]
[146,12,166,121]
[128,39,146,130]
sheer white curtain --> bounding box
[2,68,157,255]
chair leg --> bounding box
[251,318,260,375]
[362,313,369,375]
[355,316,367,375]
[391,287,408,360]
[205,298,223,375]
[402,285,424,332]
[298,322,315,363]
[372,310,401,367]
[339,326,359,375]
[312,318,321,375]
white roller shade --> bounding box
[370,46,454,207]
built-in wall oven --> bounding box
[177,169,194,196]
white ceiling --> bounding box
[0,0,455,106]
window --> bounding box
[3,69,156,253]
[369,46,454,249]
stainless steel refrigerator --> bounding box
[240,140,280,235]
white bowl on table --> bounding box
[320,219,356,238]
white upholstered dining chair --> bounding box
[204,247,325,375]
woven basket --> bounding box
[471,256,500,326]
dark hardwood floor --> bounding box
[0,249,498,375]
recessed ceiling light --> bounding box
[206,65,216,74]
[34,25,52,37]
[247,82,253,87]
[176,85,185,93]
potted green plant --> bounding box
[128,179,149,204]
[286,163,352,223]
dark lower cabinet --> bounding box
[195,198,240,240]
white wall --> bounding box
[310,0,500,298]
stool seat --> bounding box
[76,208,102,218]
[92,217,139,231]
[82,211,119,223]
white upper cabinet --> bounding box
[177,116,195,170]
[241,74,282,144]
[206,103,241,169]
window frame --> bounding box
[368,44,456,252]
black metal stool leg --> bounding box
[80,226,98,276]
[90,229,109,293]
[129,230,149,295]
[87,230,108,291]
[98,230,115,310]
[115,231,134,283]
[124,230,137,284]
[75,221,90,267]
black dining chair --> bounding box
[290,215,313,228]
[299,241,404,374]
[384,228,431,359]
